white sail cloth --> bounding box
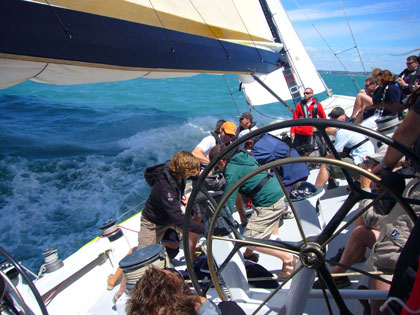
[238,0,326,105]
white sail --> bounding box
[239,0,327,106]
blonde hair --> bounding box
[169,151,200,179]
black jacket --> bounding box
[142,161,204,234]
[398,67,420,95]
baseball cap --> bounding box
[238,112,253,121]
[221,121,237,135]
[328,107,345,118]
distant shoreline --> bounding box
[319,70,368,76]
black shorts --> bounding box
[293,134,314,154]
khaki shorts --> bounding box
[138,213,183,250]
[244,197,286,245]
[325,157,361,179]
[367,178,420,281]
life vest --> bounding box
[210,131,223,145]
[301,98,319,118]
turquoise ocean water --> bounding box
[0,73,365,272]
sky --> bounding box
[282,0,420,74]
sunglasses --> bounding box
[304,92,312,95]
[164,267,185,282]
[406,61,415,66]
[365,82,375,87]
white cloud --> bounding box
[287,0,409,22]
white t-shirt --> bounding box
[196,135,217,158]
[335,128,375,165]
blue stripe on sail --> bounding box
[0,0,282,74]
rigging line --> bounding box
[292,0,361,92]
[389,48,420,56]
[44,0,72,39]
[339,0,366,73]
[335,46,357,55]
[247,103,281,120]
[148,0,175,53]
[188,0,230,59]
[222,75,241,115]
[230,0,263,63]
[251,73,294,113]
[116,200,146,222]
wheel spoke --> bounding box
[183,119,419,314]
[321,191,386,248]
[273,167,309,245]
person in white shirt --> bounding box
[192,121,236,165]
[315,107,375,188]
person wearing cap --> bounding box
[236,112,257,137]
[290,88,327,156]
[192,120,247,230]
[192,121,237,165]
[314,106,375,189]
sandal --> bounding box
[278,256,298,280]
[112,292,121,305]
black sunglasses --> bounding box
[406,61,415,65]
[304,92,312,95]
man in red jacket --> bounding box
[290,87,327,156]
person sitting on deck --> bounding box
[209,145,298,278]
[350,76,379,124]
[314,107,375,189]
[366,87,420,315]
[313,168,406,290]
[397,55,420,98]
[125,266,246,315]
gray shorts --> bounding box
[325,157,361,179]
[244,197,286,245]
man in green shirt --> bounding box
[209,145,297,278]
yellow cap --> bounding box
[221,121,237,135]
